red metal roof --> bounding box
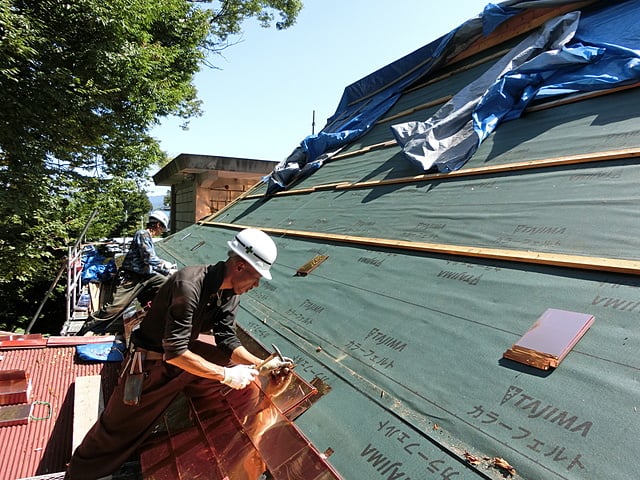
[0,345,118,479]
[0,333,338,479]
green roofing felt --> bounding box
[154,4,640,479]
[157,227,640,480]
[214,157,640,261]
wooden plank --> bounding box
[337,86,640,167]
[333,140,397,161]
[375,95,452,125]
[447,1,597,65]
[72,375,104,453]
[524,81,640,113]
[203,221,640,275]
[88,283,101,313]
[333,147,640,189]
[242,147,640,200]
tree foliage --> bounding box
[0,0,302,331]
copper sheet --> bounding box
[0,402,32,428]
[167,424,225,479]
[503,308,595,370]
[0,369,31,405]
[141,374,342,480]
[0,333,47,349]
[139,435,182,480]
[257,371,317,418]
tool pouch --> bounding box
[123,351,145,406]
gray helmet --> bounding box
[149,210,169,231]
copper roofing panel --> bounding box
[141,375,342,480]
[0,403,32,428]
[503,308,596,370]
[0,370,32,405]
[0,346,118,479]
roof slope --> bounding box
[155,1,640,479]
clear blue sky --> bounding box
[149,0,490,192]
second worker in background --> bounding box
[78,209,175,335]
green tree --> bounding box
[0,0,302,332]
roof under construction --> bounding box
[153,1,640,479]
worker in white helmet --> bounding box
[77,210,176,336]
[67,228,294,479]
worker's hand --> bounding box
[258,356,295,376]
[264,370,293,397]
[161,261,177,274]
[221,365,259,390]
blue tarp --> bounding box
[473,0,640,143]
[395,0,640,171]
[76,340,126,362]
[392,11,581,172]
[265,0,640,192]
[264,9,481,196]
[81,245,117,285]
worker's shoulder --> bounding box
[175,264,210,279]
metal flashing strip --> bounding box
[0,334,48,349]
[202,220,640,275]
[295,255,329,277]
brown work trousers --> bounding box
[65,343,259,479]
[79,272,168,335]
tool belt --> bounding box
[134,347,164,361]
[121,346,164,405]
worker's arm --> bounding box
[166,349,257,389]
[165,349,226,381]
[230,345,264,366]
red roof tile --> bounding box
[0,345,118,479]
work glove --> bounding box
[221,365,259,390]
[161,261,178,275]
[258,356,295,376]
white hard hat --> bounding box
[227,228,277,280]
[149,210,169,231]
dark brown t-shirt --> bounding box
[131,262,241,360]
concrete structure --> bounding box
[153,154,276,232]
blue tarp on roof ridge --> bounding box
[263,3,482,196]
[265,0,640,193]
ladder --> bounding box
[26,210,98,335]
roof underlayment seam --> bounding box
[202,219,640,274]
[242,146,640,201]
